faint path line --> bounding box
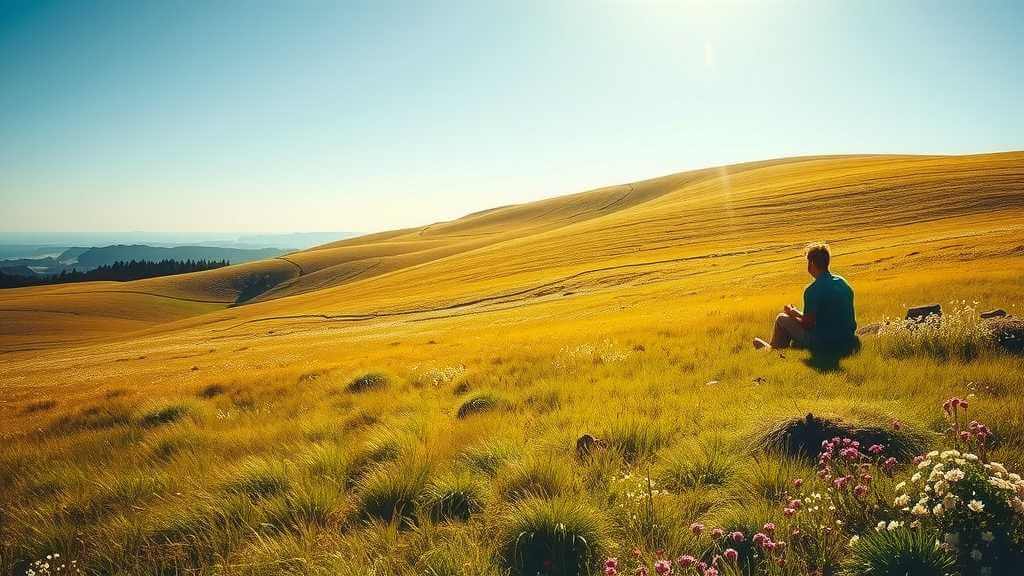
[275,256,305,276]
[0,289,231,304]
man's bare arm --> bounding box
[784,305,816,329]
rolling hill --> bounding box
[1,152,1023,575]
[1,152,1021,352]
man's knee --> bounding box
[774,313,788,325]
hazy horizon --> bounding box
[3,1,1023,235]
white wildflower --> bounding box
[968,499,985,512]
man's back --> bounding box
[803,272,856,349]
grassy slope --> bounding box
[1,152,1023,574]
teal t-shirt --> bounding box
[803,272,857,350]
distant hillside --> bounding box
[73,245,286,270]
[0,265,36,277]
[56,247,90,263]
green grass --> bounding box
[842,528,957,576]
[2,270,1023,575]
[356,455,433,524]
[455,391,509,419]
[498,497,609,576]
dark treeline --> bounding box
[0,259,229,288]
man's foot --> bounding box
[752,337,772,350]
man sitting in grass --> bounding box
[753,242,857,353]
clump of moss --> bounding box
[456,392,508,419]
[346,372,390,393]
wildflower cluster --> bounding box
[24,554,82,576]
[942,395,992,460]
[552,339,631,371]
[605,522,788,576]
[884,398,1024,574]
[605,399,1023,575]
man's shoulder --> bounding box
[831,273,853,290]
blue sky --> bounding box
[1,0,1022,235]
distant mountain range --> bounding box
[0,244,293,277]
[71,245,286,269]
[0,231,357,253]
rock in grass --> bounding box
[980,308,1008,319]
[574,434,608,460]
[346,372,390,393]
[905,304,941,323]
[987,317,1024,354]
[856,322,883,336]
[756,412,932,460]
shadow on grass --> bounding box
[802,336,862,373]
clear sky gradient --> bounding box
[2,0,1022,235]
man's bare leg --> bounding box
[754,313,805,350]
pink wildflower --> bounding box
[711,527,725,539]
[703,569,718,576]
[605,558,619,570]
[793,478,804,488]
[605,568,618,576]
[763,523,776,535]
[783,507,796,517]
[854,484,869,498]
[868,444,884,455]
[730,531,744,543]
[676,555,696,568]
[690,522,704,535]
[654,560,672,575]
[724,548,738,562]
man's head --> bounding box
[805,242,831,277]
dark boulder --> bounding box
[906,304,941,323]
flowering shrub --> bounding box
[604,398,1024,576]
[884,398,1024,575]
[24,555,82,576]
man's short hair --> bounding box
[805,242,831,269]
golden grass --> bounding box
[0,152,1023,573]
